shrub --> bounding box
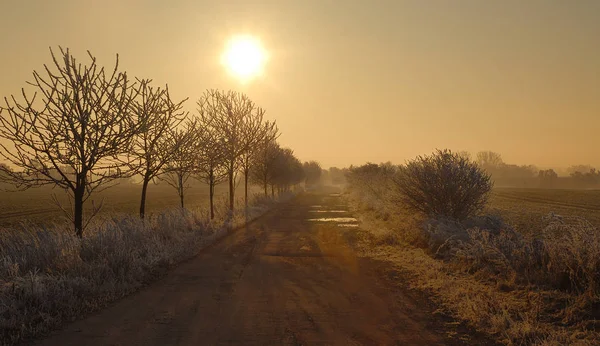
[393,149,493,220]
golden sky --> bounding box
[1,1,599,169]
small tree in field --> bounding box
[393,149,493,220]
[0,47,141,237]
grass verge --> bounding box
[0,193,291,345]
[345,194,600,346]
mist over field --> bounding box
[1,1,600,346]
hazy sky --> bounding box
[1,1,599,169]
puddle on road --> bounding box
[329,193,342,197]
[307,217,358,223]
[310,204,347,208]
[337,224,359,228]
[308,210,348,213]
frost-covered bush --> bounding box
[393,149,493,220]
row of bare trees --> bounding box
[0,47,305,237]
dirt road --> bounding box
[35,192,483,346]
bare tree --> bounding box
[160,120,198,209]
[303,161,322,186]
[251,140,281,196]
[328,167,348,185]
[196,89,264,211]
[192,116,227,219]
[128,79,188,218]
[0,47,141,237]
[538,169,558,188]
[240,120,278,206]
[476,151,504,170]
[272,147,304,195]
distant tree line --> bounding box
[343,150,600,195]
[0,47,308,237]
[471,151,538,187]
[464,151,600,189]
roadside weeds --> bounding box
[0,193,293,346]
[346,197,600,346]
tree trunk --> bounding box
[228,167,235,211]
[74,175,85,238]
[271,184,274,198]
[209,171,215,219]
[139,175,150,219]
[179,174,184,209]
[244,168,249,207]
[263,180,268,197]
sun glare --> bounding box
[222,35,267,82]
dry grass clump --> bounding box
[0,193,286,345]
[542,216,600,296]
[426,214,600,291]
[421,212,600,330]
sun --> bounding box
[221,35,267,82]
